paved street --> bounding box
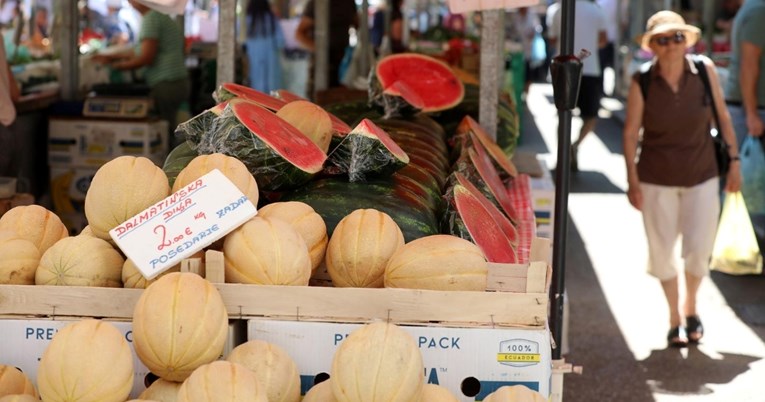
[518,83,765,402]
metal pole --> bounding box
[313,0,330,95]
[550,0,576,361]
[216,0,237,87]
[479,10,503,141]
[60,0,78,101]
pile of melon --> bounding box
[0,272,545,401]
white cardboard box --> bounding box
[247,320,552,401]
[48,118,168,167]
[0,319,150,398]
[530,169,555,240]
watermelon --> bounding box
[282,178,438,242]
[455,116,518,178]
[369,77,425,118]
[370,53,464,116]
[274,89,353,137]
[197,99,327,191]
[326,119,409,182]
[467,143,520,223]
[452,184,517,263]
[176,101,228,147]
[162,141,198,188]
[214,82,287,111]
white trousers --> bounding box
[640,177,720,281]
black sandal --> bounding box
[667,326,688,348]
[686,316,704,343]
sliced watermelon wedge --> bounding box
[326,118,409,182]
[370,53,464,115]
[214,82,288,111]
[176,101,228,147]
[468,141,520,224]
[271,89,307,102]
[453,184,517,263]
[273,88,352,137]
[201,99,327,191]
[457,116,518,178]
[453,172,518,246]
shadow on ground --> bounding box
[709,272,765,343]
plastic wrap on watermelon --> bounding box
[325,119,410,182]
[175,102,228,148]
[162,141,199,188]
[195,100,327,191]
[281,178,438,242]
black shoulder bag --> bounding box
[638,56,731,176]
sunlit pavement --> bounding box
[520,83,765,402]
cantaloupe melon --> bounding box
[384,234,487,291]
[84,156,170,241]
[138,378,182,401]
[223,216,311,285]
[257,201,327,271]
[0,365,38,398]
[176,361,267,402]
[0,205,68,253]
[172,153,259,206]
[0,236,40,285]
[132,272,228,382]
[302,380,337,402]
[483,385,547,402]
[37,320,133,402]
[331,322,423,402]
[35,235,124,287]
[275,100,333,153]
[0,395,40,402]
[325,209,404,288]
[226,340,301,402]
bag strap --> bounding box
[694,56,722,132]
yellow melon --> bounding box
[483,385,547,402]
[79,225,95,236]
[37,320,133,402]
[172,153,259,206]
[0,395,39,402]
[302,380,337,402]
[0,365,38,398]
[421,384,459,401]
[226,340,301,402]
[138,378,182,401]
[35,235,123,287]
[126,400,160,402]
[326,209,404,288]
[331,322,423,402]
[0,235,40,285]
[176,361,267,402]
[275,100,333,153]
[223,216,311,285]
[384,234,488,291]
[0,205,68,253]
[132,272,228,382]
[257,201,327,271]
[84,156,170,240]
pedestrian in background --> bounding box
[622,11,742,348]
[547,0,607,171]
[725,0,765,146]
[0,30,18,127]
[244,0,284,93]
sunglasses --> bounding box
[652,32,686,46]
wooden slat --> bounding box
[0,284,548,327]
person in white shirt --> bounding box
[547,0,607,171]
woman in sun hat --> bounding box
[622,10,742,348]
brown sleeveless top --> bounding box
[633,57,718,187]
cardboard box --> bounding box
[0,319,247,398]
[48,165,98,235]
[247,320,552,401]
[530,169,555,240]
[48,118,168,167]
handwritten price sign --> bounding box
[110,169,257,280]
[448,0,538,14]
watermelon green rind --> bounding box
[457,116,518,178]
[453,184,517,263]
[326,118,410,182]
[215,82,287,111]
[162,141,198,188]
[176,101,227,148]
[197,100,327,191]
[468,144,520,223]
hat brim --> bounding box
[637,23,701,50]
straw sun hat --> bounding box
[637,10,701,50]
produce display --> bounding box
[0,52,543,401]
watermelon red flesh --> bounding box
[216,82,288,111]
[200,100,326,191]
[468,143,520,224]
[454,172,518,246]
[457,116,518,178]
[453,185,517,263]
[375,53,465,113]
[326,118,410,182]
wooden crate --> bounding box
[0,239,552,328]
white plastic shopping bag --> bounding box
[711,192,763,275]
